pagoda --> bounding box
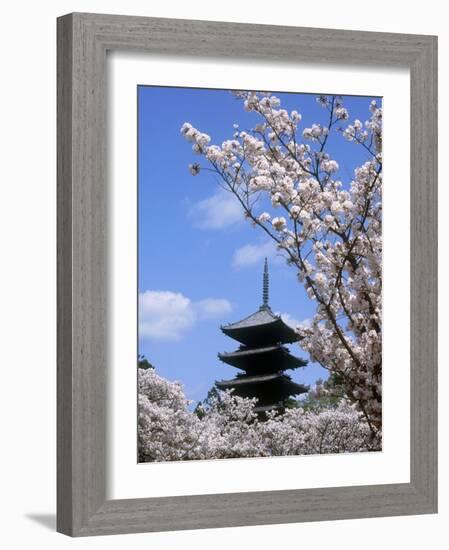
[216,259,308,415]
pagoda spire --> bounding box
[262,257,269,309]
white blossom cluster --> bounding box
[181,92,383,435]
[138,369,379,462]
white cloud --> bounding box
[232,240,277,269]
[279,312,301,330]
[278,313,311,330]
[139,290,196,342]
[139,290,232,342]
[189,188,242,229]
[196,298,232,319]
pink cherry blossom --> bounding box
[138,368,379,462]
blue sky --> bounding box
[138,86,379,404]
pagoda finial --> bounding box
[262,258,269,308]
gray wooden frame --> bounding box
[57,12,438,537]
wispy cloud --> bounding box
[189,188,242,229]
[278,312,312,330]
[196,298,232,319]
[139,290,232,342]
[232,240,277,269]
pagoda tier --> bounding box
[221,307,299,347]
[218,345,307,374]
[216,372,308,409]
[215,259,309,416]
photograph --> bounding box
[0,2,440,543]
[137,87,383,462]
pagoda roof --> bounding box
[222,306,284,330]
[218,345,307,371]
[221,306,300,346]
[216,372,308,395]
[221,258,303,345]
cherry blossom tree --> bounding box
[138,368,379,462]
[138,366,204,461]
[181,93,382,437]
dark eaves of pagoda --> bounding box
[220,307,300,346]
[218,345,307,372]
[216,372,309,395]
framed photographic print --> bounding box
[57,13,438,536]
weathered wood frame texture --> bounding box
[57,12,438,536]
